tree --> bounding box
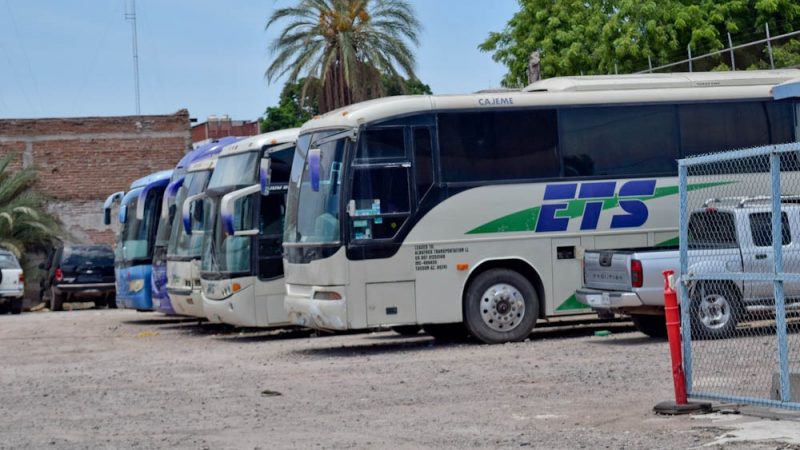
[0,154,62,258]
[261,75,432,132]
[261,78,320,133]
[480,0,800,86]
[266,0,421,113]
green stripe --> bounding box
[556,294,590,312]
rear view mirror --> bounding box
[309,148,321,192]
[102,191,125,225]
[259,158,271,196]
[182,193,206,236]
[119,205,128,224]
[220,185,260,236]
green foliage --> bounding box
[262,74,432,132]
[0,154,62,260]
[480,0,800,86]
[266,0,422,113]
[261,78,320,133]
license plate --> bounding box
[586,293,611,308]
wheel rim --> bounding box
[698,294,731,330]
[479,283,526,332]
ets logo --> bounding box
[535,180,657,232]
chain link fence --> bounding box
[678,143,800,410]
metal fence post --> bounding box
[678,162,693,394]
[766,23,775,70]
[770,150,792,403]
[687,45,693,72]
[648,55,653,73]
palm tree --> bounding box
[266,0,421,113]
[0,154,62,258]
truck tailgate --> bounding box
[584,250,633,291]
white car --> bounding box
[0,249,24,314]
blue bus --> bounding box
[150,137,241,315]
[103,170,172,310]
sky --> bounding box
[0,0,519,122]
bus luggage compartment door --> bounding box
[366,281,416,326]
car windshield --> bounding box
[0,253,20,269]
[169,169,212,258]
[62,246,114,270]
[284,131,346,244]
[208,151,258,191]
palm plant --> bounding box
[266,0,421,113]
[0,154,62,258]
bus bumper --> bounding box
[203,284,258,327]
[285,284,348,331]
[169,287,204,318]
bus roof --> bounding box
[178,136,241,170]
[299,70,800,134]
[129,169,173,190]
[186,156,217,173]
[218,128,300,158]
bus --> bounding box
[151,138,239,315]
[165,148,227,317]
[103,169,172,311]
[282,70,800,344]
[187,128,299,327]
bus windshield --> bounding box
[208,151,258,191]
[169,170,212,258]
[284,131,346,245]
[118,191,159,263]
[200,195,252,275]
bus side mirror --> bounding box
[102,191,124,225]
[309,148,321,192]
[181,193,206,236]
[104,209,111,226]
[260,158,271,196]
[119,205,128,224]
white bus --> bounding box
[282,70,800,344]
[166,156,218,317]
[191,129,299,327]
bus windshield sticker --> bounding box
[467,180,735,235]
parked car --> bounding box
[42,245,116,311]
[0,249,24,315]
[576,198,800,339]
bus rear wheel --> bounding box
[464,268,539,344]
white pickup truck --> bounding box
[576,198,800,339]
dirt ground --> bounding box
[1,310,798,450]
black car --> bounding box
[41,245,116,311]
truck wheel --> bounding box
[50,288,64,312]
[10,298,22,315]
[690,283,740,339]
[463,268,539,344]
[0,301,9,314]
[631,314,667,339]
[107,294,117,309]
[422,323,470,342]
[391,325,421,336]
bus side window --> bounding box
[350,127,412,241]
[413,127,433,202]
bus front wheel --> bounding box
[464,268,539,344]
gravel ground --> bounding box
[0,309,798,449]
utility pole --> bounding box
[125,0,141,115]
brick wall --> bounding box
[0,110,191,245]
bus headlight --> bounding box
[128,279,145,293]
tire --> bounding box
[422,323,470,342]
[107,294,117,309]
[631,314,667,339]
[10,298,22,315]
[690,282,741,340]
[0,301,9,315]
[50,287,64,312]
[463,268,539,344]
[391,325,422,336]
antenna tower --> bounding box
[124,0,141,115]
